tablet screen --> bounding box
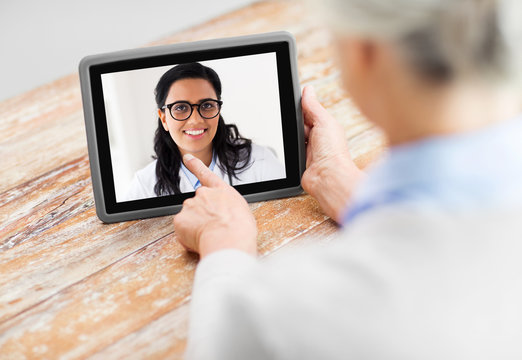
[82,33,303,221]
[101,53,286,203]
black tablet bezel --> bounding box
[80,32,304,222]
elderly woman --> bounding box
[174,0,522,358]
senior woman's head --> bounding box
[311,0,522,143]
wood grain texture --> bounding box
[0,1,385,358]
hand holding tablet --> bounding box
[79,32,305,223]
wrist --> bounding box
[308,155,364,223]
[198,227,258,259]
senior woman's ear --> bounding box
[335,36,387,117]
[335,35,414,130]
[336,37,372,92]
[158,109,169,132]
[335,36,398,95]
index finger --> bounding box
[183,153,225,188]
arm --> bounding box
[173,95,368,357]
[185,249,266,360]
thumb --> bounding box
[183,154,225,188]
[302,85,329,127]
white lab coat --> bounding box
[185,204,522,359]
[122,144,285,201]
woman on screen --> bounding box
[124,62,285,201]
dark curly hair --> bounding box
[153,62,252,196]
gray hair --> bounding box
[313,0,522,84]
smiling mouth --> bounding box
[183,129,207,136]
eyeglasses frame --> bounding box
[161,98,223,121]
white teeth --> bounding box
[184,129,205,135]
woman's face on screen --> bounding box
[159,78,219,158]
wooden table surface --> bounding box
[0,1,384,358]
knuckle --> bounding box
[195,187,208,199]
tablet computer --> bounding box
[79,31,304,223]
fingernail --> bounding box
[183,153,195,162]
[307,85,316,96]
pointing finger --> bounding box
[183,154,225,188]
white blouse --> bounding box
[185,206,522,359]
[121,144,285,201]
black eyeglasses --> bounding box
[161,99,223,121]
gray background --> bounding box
[0,0,256,101]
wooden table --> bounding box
[0,1,384,358]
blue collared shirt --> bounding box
[181,153,217,190]
[342,114,522,225]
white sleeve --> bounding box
[185,249,265,360]
[184,206,522,359]
[184,244,357,360]
[122,173,149,201]
[184,242,365,360]
[260,146,286,181]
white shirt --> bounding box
[185,115,522,359]
[187,207,522,360]
[122,144,285,201]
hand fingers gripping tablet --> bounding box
[301,85,365,223]
[302,85,351,168]
[173,154,258,258]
